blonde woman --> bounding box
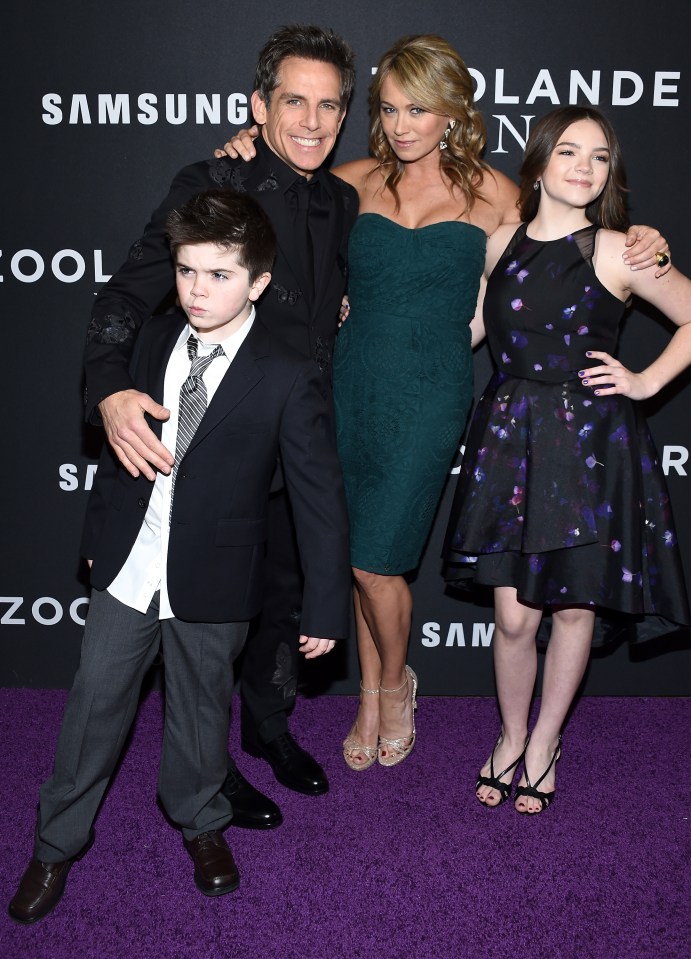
[331,36,519,769]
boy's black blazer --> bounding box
[82,310,351,635]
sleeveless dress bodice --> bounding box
[484,224,624,382]
[333,213,486,574]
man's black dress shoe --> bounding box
[222,767,283,829]
[8,831,95,924]
[183,830,240,897]
[242,731,329,795]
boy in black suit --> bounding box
[9,190,351,925]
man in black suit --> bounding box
[83,26,358,820]
[9,190,351,924]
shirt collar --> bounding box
[254,132,326,195]
[174,306,256,359]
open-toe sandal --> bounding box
[514,737,562,814]
[476,734,527,807]
[377,665,418,767]
[343,682,379,771]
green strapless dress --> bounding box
[333,213,486,573]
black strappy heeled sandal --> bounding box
[476,734,527,807]
[514,737,562,814]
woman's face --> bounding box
[378,75,451,163]
[538,118,611,210]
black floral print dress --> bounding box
[444,223,690,640]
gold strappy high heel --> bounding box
[378,665,418,767]
[343,682,379,771]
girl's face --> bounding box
[538,119,611,210]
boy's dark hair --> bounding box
[166,190,277,281]
[254,24,355,111]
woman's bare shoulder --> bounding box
[331,157,380,190]
[485,221,522,271]
[479,165,521,222]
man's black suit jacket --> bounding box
[84,136,359,419]
[82,310,351,635]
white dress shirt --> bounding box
[108,309,255,618]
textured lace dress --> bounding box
[333,213,486,574]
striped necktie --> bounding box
[170,335,223,518]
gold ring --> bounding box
[655,251,670,267]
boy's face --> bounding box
[175,243,270,342]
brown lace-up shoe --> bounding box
[183,830,240,896]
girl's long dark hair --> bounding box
[518,106,629,230]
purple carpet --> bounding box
[0,689,688,959]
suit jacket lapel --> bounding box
[240,148,308,301]
[184,322,270,454]
[256,187,308,301]
[312,172,343,317]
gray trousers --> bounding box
[35,588,248,862]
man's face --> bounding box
[251,57,346,179]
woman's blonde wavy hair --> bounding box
[368,35,487,212]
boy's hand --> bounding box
[299,635,336,659]
[99,389,173,480]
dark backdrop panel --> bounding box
[2,0,689,692]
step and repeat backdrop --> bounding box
[2,0,689,693]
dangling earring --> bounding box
[439,119,456,151]
[533,180,540,191]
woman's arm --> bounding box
[470,274,488,348]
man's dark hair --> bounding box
[166,190,277,282]
[254,24,355,111]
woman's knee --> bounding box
[551,606,596,630]
[494,602,541,643]
[352,566,386,596]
